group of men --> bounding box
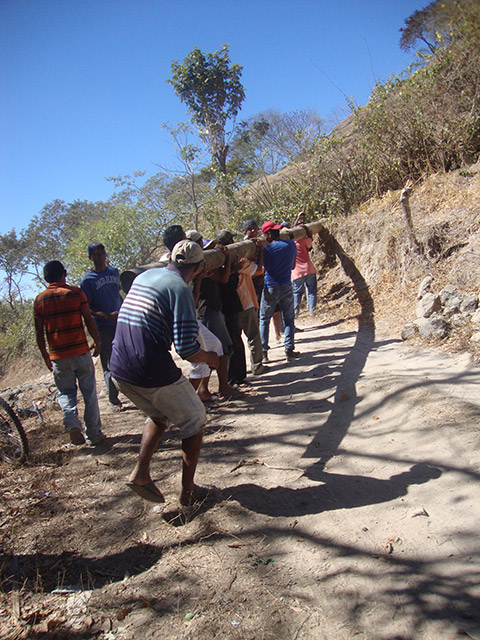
[33,215,317,505]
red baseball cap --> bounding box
[261,220,283,234]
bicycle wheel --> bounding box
[0,397,29,464]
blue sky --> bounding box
[0,0,428,236]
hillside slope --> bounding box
[311,163,480,354]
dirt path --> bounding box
[1,317,480,639]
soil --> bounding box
[1,307,480,640]
[1,168,480,639]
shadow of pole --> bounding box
[303,228,375,474]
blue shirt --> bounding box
[263,240,297,286]
[110,264,200,388]
[80,266,122,327]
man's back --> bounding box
[110,265,200,388]
[263,240,297,287]
[33,283,89,360]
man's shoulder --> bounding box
[269,239,295,252]
[35,283,84,302]
[82,266,119,280]
[135,266,185,291]
[80,270,96,286]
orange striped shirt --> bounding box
[34,283,90,360]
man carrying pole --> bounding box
[110,240,220,505]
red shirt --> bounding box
[34,283,90,360]
[292,237,316,279]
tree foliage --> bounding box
[168,44,245,175]
[23,199,107,283]
[0,230,28,308]
[400,0,480,53]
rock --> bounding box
[460,294,478,313]
[439,284,459,306]
[401,323,418,340]
[416,293,441,318]
[444,295,463,312]
[417,275,433,299]
[443,304,460,319]
[471,332,480,344]
[416,313,448,339]
[450,314,469,329]
[411,507,429,517]
[472,309,480,326]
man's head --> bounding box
[261,220,282,243]
[243,219,259,239]
[171,239,205,282]
[87,241,107,269]
[186,229,203,247]
[214,230,235,246]
[163,225,186,252]
[44,260,66,284]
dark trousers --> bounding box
[98,323,121,407]
[225,313,247,385]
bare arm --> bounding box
[34,317,52,371]
[81,305,101,357]
[253,239,263,275]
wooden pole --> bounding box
[120,218,329,293]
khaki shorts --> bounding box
[112,375,206,439]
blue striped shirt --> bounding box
[110,264,200,387]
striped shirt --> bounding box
[33,284,90,360]
[110,264,200,388]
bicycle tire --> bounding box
[0,396,29,464]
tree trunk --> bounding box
[120,219,328,293]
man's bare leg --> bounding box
[189,374,214,402]
[217,354,236,398]
[198,375,215,401]
[179,430,205,504]
[128,418,167,500]
[189,377,201,391]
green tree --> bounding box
[23,199,107,283]
[400,0,480,54]
[168,44,245,176]
[0,230,28,308]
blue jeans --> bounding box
[293,273,317,315]
[98,323,120,407]
[52,353,102,438]
[260,283,295,353]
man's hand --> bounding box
[42,352,53,372]
[188,349,219,370]
[105,311,119,322]
[90,341,101,357]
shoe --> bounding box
[86,430,106,446]
[69,428,85,445]
[285,349,300,361]
[110,403,124,413]
[253,363,269,375]
[294,325,304,332]
[262,351,269,363]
